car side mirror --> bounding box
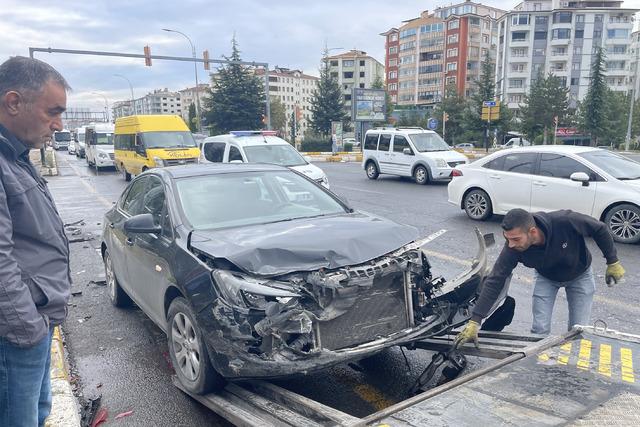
[570,172,590,186]
[124,213,161,234]
[403,148,414,156]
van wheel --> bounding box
[123,166,131,182]
[366,161,379,180]
[413,165,430,185]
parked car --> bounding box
[75,126,87,158]
[68,139,77,155]
[455,143,474,151]
[200,130,329,188]
[448,146,640,243]
[343,137,359,147]
[102,163,509,394]
[362,128,468,184]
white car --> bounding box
[200,131,330,188]
[362,127,468,184]
[448,145,640,244]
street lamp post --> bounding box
[163,28,202,133]
[92,92,110,122]
[113,74,135,115]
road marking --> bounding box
[61,156,114,209]
[576,339,592,370]
[352,384,394,411]
[621,348,635,383]
[558,342,572,365]
[537,352,550,363]
[333,185,385,195]
[598,344,612,377]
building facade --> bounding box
[381,3,505,109]
[326,50,385,115]
[496,0,638,111]
[112,89,183,120]
[178,84,210,125]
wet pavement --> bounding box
[49,152,640,426]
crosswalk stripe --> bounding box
[577,339,592,370]
[598,344,612,377]
[621,348,635,383]
[558,342,572,365]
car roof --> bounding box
[203,134,290,147]
[151,163,289,179]
[499,145,600,154]
[366,128,436,135]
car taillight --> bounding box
[451,169,463,177]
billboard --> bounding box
[352,88,386,122]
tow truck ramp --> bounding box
[175,325,639,426]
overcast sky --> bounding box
[1,0,639,112]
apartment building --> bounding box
[496,0,638,112]
[178,84,210,124]
[255,67,319,139]
[326,50,385,114]
[112,89,182,120]
[381,2,505,108]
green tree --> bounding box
[579,47,608,145]
[187,102,197,132]
[601,90,629,147]
[269,97,287,136]
[433,84,467,144]
[203,38,265,134]
[309,48,347,137]
[519,72,569,143]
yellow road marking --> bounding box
[577,339,592,370]
[538,352,550,363]
[598,344,612,377]
[352,384,394,411]
[621,348,635,383]
[558,342,572,365]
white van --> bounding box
[52,129,71,150]
[362,128,468,184]
[85,123,115,170]
[200,131,330,188]
[501,137,530,148]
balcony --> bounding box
[509,38,530,47]
[550,38,570,46]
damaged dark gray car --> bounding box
[101,164,508,395]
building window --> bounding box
[448,19,459,29]
[595,14,603,22]
[389,71,397,79]
[330,60,338,66]
[571,77,579,86]
[470,17,480,26]
[534,31,547,40]
[388,83,397,91]
[359,83,365,88]
[535,16,547,24]
[418,64,443,74]
[511,31,527,41]
[553,12,572,24]
[509,79,524,88]
[594,29,602,38]
[344,94,351,101]
[420,23,444,33]
[446,76,456,85]
[400,28,417,38]
[508,94,523,103]
[574,47,582,55]
[343,72,354,79]
[608,29,629,39]
[609,45,628,54]
[390,33,398,42]
[389,46,398,54]
[572,62,581,70]
[511,14,530,26]
[359,71,365,77]
[447,48,458,57]
[575,29,584,39]
[400,55,415,64]
[343,60,355,67]
[359,60,365,66]
[389,58,397,66]
[552,29,571,39]
[512,48,527,57]
[576,14,585,23]
[511,63,527,72]
[447,34,459,44]
[420,51,443,61]
[446,62,457,71]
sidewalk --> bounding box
[29,148,81,426]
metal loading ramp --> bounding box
[362,326,640,426]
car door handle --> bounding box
[489,174,501,179]
[533,181,547,187]
[126,238,134,246]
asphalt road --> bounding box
[49,151,640,426]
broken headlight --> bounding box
[212,270,300,309]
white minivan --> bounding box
[362,128,468,184]
[52,129,71,150]
[200,131,330,188]
[85,122,115,170]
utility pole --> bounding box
[626,34,639,151]
[113,74,135,115]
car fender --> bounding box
[596,198,640,222]
[363,156,381,171]
[411,160,433,178]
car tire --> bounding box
[104,249,132,308]
[167,297,226,395]
[413,165,430,185]
[123,165,131,182]
[463,189,493,221]
[366,161,379,180]
[604,204,640,244]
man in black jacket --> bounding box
[455,208,624,347]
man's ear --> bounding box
[3,91,23,116]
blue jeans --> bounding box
[531,267,595,335]
[0,327,53,427]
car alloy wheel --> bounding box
[414,166,429,185]
[464,189,493,221]
[607,204,640,244]
[171,313,202,382]
[104,249,132,307]
[366,162,379,180]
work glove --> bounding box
[453,320,480,349]
[605,261,625,287]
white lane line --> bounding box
[332,185,385,195]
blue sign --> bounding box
[483,100,497,107]
[427,118,438,130]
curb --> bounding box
[46,327,81,426]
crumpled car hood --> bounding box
[189,212,419,276]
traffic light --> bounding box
[203,50,210,71]
[144,45,152,66]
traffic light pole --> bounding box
[29,46,272,130]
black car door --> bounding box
[125,175,175,328]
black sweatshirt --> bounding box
[472,210,618,321]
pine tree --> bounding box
[309,48,346,137]
[464,51,498,148]
[203,38,265,134]
[580,47,608,145]
[433,84,467,144]
[269,97,287,136]
[187,103,197,133]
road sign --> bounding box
[483,100,496,107]
[427,118,438,130]
[481,102,500,121]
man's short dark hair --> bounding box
[0,56,70,102]
[502,208,535,232]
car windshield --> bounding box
[409,133,450,152]
[95,133,114,145]
[54,132,71,142]
[579,150,640,180]
[176,171,346,230]
[243,144,307,167]
[141,131,197,149]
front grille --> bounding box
[317,271,409,350]
[108,153,115,160]
[165,158,197,166]
[448,161,465,168]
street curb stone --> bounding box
[46,327,81,426]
